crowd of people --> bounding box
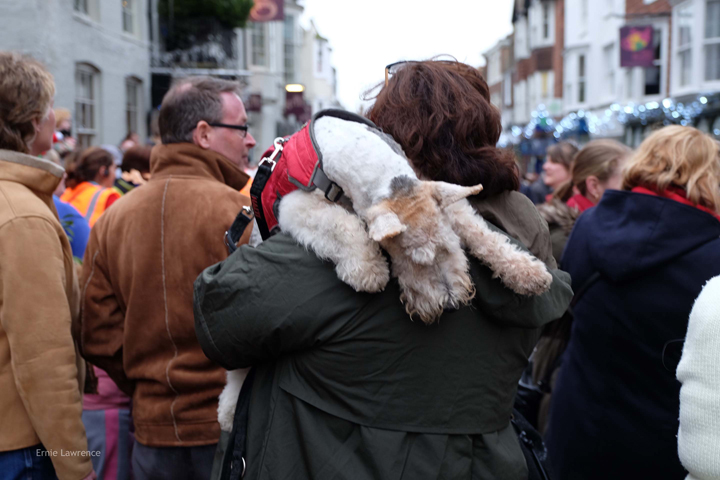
[0,50,719,480]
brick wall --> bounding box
[626,0,671,15]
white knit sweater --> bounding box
[677,276,720,480]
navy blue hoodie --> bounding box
[546,189,720,480]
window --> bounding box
[678,3,693,87]
[541,72,549,98]
[581,0,589,32]
[604,44,616,96]
[250,23,266,67]
[75,64,99,147]
[284,15,295,84]
[122,0,134,34]
[126,78,141,137]
[578,55,586,103]
[705,0,720,81]
[542,2,550,39]
[625,68,634,99]
[74,0,88,14]
[643,0,657,4]
[644,28,662,95]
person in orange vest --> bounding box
[61,147,120,227]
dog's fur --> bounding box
[279,116,552,322]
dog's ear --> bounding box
[430,181,483,209]
[367,203,406,242]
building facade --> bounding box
[0,0,151,147]
[512,0,564,125]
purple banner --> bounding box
[620,26,654,68]
[250,0,284,22]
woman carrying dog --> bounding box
[194,60,573,480]
[545,126,720,480]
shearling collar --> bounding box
[150,143,250,191]
[0,149,63,194]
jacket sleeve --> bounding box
[469,225,574,329]
[76,225,133,396]
[677,275,720,480]
[194,239,358,370]
[0,217,93,480]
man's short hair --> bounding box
[121,145,152,173]
[158,77,241,145]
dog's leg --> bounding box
[279,190,390,293]
[446,200,552,296]
[218,368,250,432]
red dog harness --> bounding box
[247,109,377,240]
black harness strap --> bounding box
[249,162,274,241]
[225,206,254,255]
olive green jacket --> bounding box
[195,227,572,480]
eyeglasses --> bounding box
[207,122,249,138]
[384,57,459,87]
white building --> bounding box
[669,0,720,97]
[243,0,305,153]
[301,20,341,114]
[513,0,562,126]
[563,0,670,124]
[0,0,151,147]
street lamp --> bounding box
[285,84,305,93]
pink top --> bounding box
[83,367,132,410]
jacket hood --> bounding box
[581,190,720,282]
[150,143,250,191]
[0,149,63,195]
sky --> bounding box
[299,0,515,113]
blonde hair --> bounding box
[553,140,631,202]
[623,125,720,213]
[0,52,55,154]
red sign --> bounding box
[620,26,655,67]
[250,0,283,22]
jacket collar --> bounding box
[150,143,250,191]
[0,149,63,195]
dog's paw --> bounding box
[500,258,553,296]
[336,254,390,293]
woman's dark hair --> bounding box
[366,60,519,199]
[121,145,152,173]
[65,147,114,189]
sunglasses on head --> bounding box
[384,57,458,87]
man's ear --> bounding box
[367,203,406,242]
[193,120,212,149]
[430,181,483,209]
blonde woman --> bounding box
[546,126,720,480]
[0,52,95,479]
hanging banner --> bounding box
[250,0,284,22]
[620,26,654,67]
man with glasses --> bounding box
[75,77,255,480]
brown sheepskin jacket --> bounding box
[0,150,92,480]
[76,144,252,447]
